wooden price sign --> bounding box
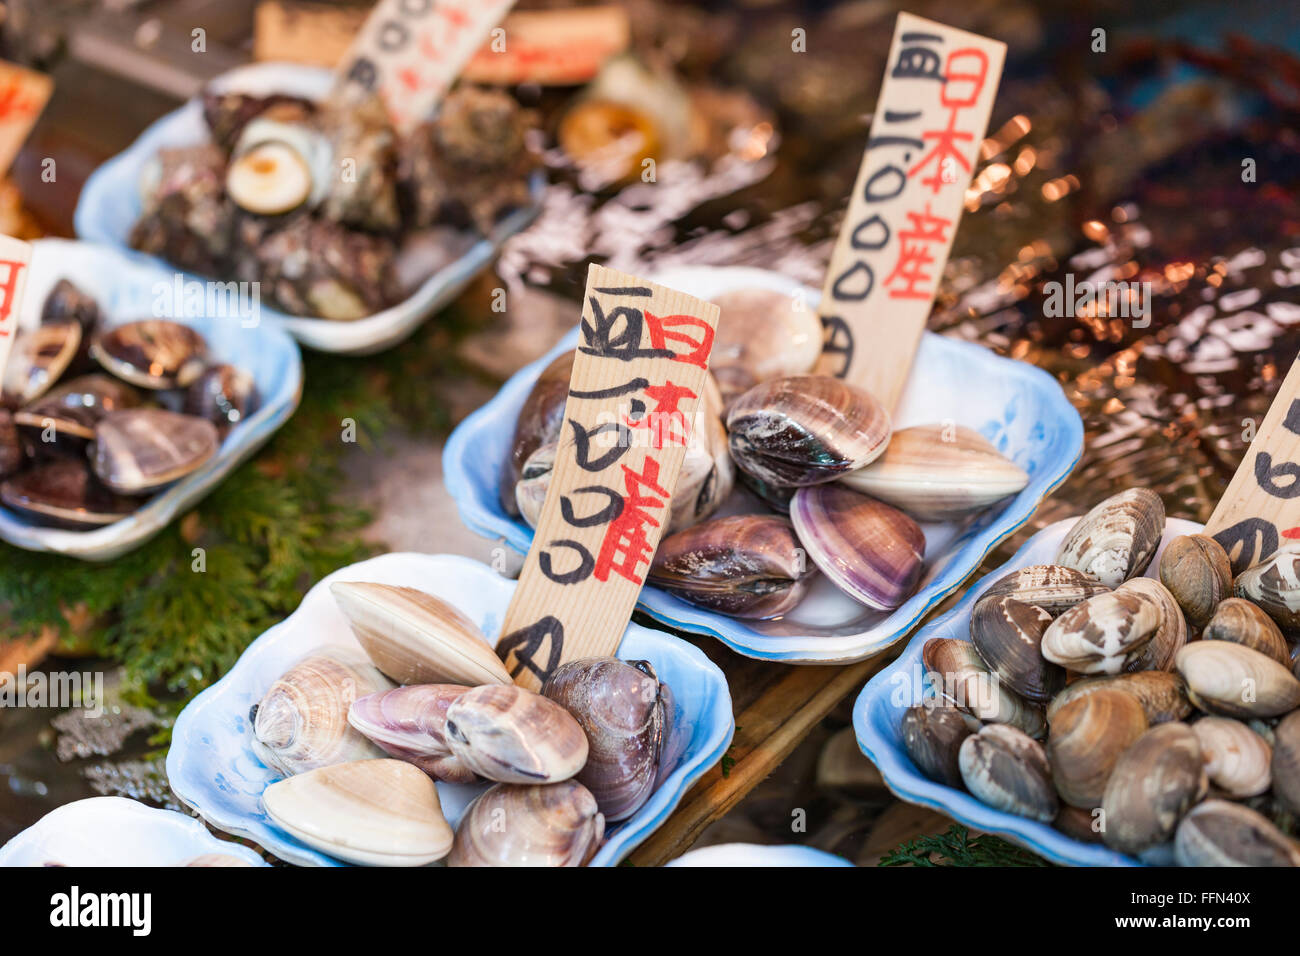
[461,6,630,86]
[0,235,33,383]
[333,0,518,132]
[498,265,720,692]
[1204,357,1300,574]
[0,60,52,177]
[814,13,1005,411]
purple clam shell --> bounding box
[347,684,478,783]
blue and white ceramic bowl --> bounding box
[167,551,734,867]
[444,265,1083,664]
[0,797,267,866]
[0,239,302,561]
[853,515,1203,867]
[75,62,541,355]
[667,843,854,867]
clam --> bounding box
[1175,640,1300,719]
[347,684,478,783]
[969,597,1061,703]
[1054,804,1104,843]
[958,723,1058,822]
[0,459,136,529]
[1047,671,1192,726]
[14,374,140,457]
[91,320,208,390]
[0,410,22,478]
[1100,721,1206,855]
[648,514,816,619]
[1235,545,1300,633]
[667,374,733,532]
[726,375,891,487]
[447,780,604,867]
[1272,710,1300,816]
[1,322,82,405]
[1047,689,1148,808]
[91,408,219,494]
[329,581,512,686]
[790,484,924,611]
[839,424,1029,521]
[445,684,589,784]
[1054,488,1165,588]
[900,704,972,788]
[514,440,555,529]
[1191,717,1271,797]
[1202,597,1290,667]
[1040,589,1161,675]
[922,638,1045,738]
[181,854,255,867]
[543,657,670,821]
[251,648,393,776]
[42,278,101,332]
[1173,799,1300,867]
[262,758,453,866]
[1116,577,1186,672]
[501,350,573,516]
[709,288,823,404]
[183,364,258,432]
[1159,534,1231,629]
[975,564,1110,617]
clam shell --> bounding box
[958,723,1058,822]
[1202,597,1290,667]
[14,374,141,451]
[668,374,733,532]
[543,657,670,821]
[501,350,573,516]
[1100,721,1206,855]
[91,320,208,390]
[976,564,1111,618]
[1235,544,1300,633]
[0,458,136,529]
[447,780,604,867]
[1191,717,1271,797]
[1047,689,1148,809]
[710,288,823,404]
[262,758,453,866]
[347,684,478,783]
[1272,710,1300,817]
[1040,589,1161,675]
[726,375,891,487]
[839,424,1028,520]
[969,597,1062,703]
[183,363,258,431]
[252,647,393,776]
[1054,488,1165,588]
[1,322,82,405]
[329,581,512,686]
[921,638,1045,738]
[92,408,219,494]
[1047,671,1192,726]
[42,278,101,332]
[900,704,972,788]
[1116,577,1186,672]
[1159,534,1231,630]
[445,684,589,784]
[1054,804,1104,843]
[1175,640,1300,719]
[515,439,555,529]
[1173,799,1300,867]
[790,484,924,611]
[648,514,816,619]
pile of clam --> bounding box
[0,281,256,529]
[251,581,673,866]
[902,487,1300,865]
[502,287,1030,621]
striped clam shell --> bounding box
[1116,577,1186,672]
[710,288,824,405]
[1046,670,1192,726]
[1040,588,1161,675]
[1054,488,1165,589]
[1174,800,1300,867]
[958,723,1058,823]
[347,684,478,783]
[91,408,219,495]
[969,596,1062,704]
[1100,721,1206,855]
[91,319,208,390]
[1235,544,1300,633]
[1175,641,1300,719]
[975,564,1109,618]
[921,637,1045,738]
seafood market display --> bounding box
[0,280,257,530]
[900,488,1300,865]
[250,580,677,866]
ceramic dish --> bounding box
[666,843,854,867]
[0,239,302,561]
[0,797,267,866]
[74,62,541,356]
[444,265,1083,664]
[167,551,734,867]
[853,515,1204,867]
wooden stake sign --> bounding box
[814,13,1005,411]
[1204,356,1300,574]
[0,235,33,383]
[0,60,52,177]
[333,0,518,132]
[499,265,720,692]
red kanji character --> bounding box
[593,458,670,585]
[0,259,27,330]
[626,380,697,448]
[939,48,989,110]
[908,49,989,195]
[0,78,38,122]
[643,310,714,368]
[883,205,951,300]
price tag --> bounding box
[0,235,33,384]
[0,60,52,177]
[814,13,1005,411]
[499,264,720,692]
[462,6,630,86]
[1204,356,1300,574]
[333,0,518,132]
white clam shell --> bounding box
[1054,488,1165,588]
[1040,589,1160,675]
[1192,717,1272,797]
